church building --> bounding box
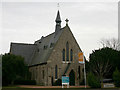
[10,10,84,86]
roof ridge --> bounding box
[11,42,35,45]
[44,32,55,38]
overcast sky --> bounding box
[0,1,118,60]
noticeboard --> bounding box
[62,76,69,84]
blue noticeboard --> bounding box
[62,76,69,84]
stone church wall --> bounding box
[29,26,84,86]
[47,26,84,86]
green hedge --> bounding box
[113,68,120,87]
[14,80,36,85]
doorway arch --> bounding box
[69,69,75,86]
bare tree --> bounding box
[100,38,120,50]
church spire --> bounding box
[55,10,61,23]
[55,10,61,36]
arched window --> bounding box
[62,49,65,61]
[36,68,37,80]
[70,49,73,61]
[55,65,58,79]
[78,66,81,79]
[42,70,44,79]
[66,42,69,61]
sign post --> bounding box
[62,76,69,88]
[78,52,86,88]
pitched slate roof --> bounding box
[10,10,66,66]
[10,43,37,65]
[10,26,65,66]
[30,27,64,66]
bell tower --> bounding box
[55,10,61,36]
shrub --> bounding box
[87,72,101,88]
[2,53,31,86]
[14,79,36,85]
[113,68,120,87]
[53,79,62,86]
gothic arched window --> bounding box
[62,49,65,61]
[70,49,73,61]
[55,65,58,79]
[78,66,81,79]
[42,70,44,79]
[66,42,69,61]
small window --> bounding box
[62,49,65,61]
[44,45,48,49]
[32,69,34,80]
[36,68,37,80]
[50,43,54,48]
[66,42,69,61]
[70,49,73,61]
[42,70,44,79]
[55,65,58,79]
[78,66,81,79]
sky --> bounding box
[0,0,118,60]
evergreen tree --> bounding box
[2,53,30,86]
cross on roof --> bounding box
[65,18,69,25]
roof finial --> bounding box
[65,18,69,25]
[57,3,60,10]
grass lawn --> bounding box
[2,86,120,90]
[2,88,120,90]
